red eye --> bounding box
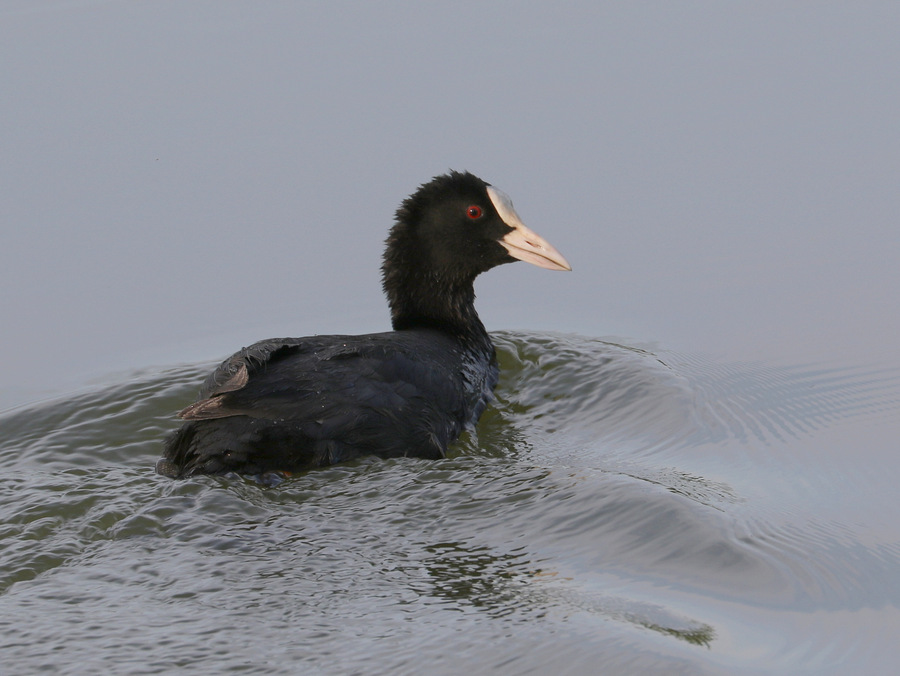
[466,205,483,219]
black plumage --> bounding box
[157,171,569,478]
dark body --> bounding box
[157,171,569,478]
[159,328,497,476]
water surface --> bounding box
[2,331,898,675]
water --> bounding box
[2,331,898,675]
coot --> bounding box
[157,171,570,478]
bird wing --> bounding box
[179,333,469,436]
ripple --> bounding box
[2,332,900,673]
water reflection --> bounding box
[421,539,716,647]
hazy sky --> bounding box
[2,1,899,409]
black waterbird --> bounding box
[157,171,570,478]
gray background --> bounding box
[3,1,898,409]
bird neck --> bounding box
[386,271,490,345]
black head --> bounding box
[384,171,569,279]
[382,171,570,333]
